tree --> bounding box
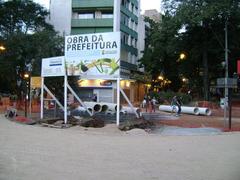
[0,0,50,37]
[0,1,64,95]
[140,0,240,99]
[165,0,240,100]
[139,15,182,91]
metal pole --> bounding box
[64,75,68,124]
[25,90,27,117]
[116,78,120,126]
[224,18,228,127]
[229,89,232,130]
[44,85,64,110]
[29,76,31,118]
[40,77,44,119]
[29,87,32,118]
[24,79,29,117]
[67,83,93,116]
[120,88,140,118]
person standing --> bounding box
[151,97,157,112]
[147,95,152,112]
[92,94,97,102]
[171,96,182,116]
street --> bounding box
[0,114,240,180]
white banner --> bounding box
[41,56,65,77]
[65,32,120,78]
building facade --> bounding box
[143,9,162,22]
[49,0,146,104]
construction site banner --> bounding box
[64,32,120,79]
[41,56,66,77]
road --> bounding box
[0,114,240,180]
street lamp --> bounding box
[182,77,187,83]
[0,45,6,51]
[180,53,186,60]
[158,75,164,81]
[23,72,30,117]
[177,52,187,62]
[24,73,30,79]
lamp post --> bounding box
[224,18,229,127]
[23,72,30,117]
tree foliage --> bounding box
[140,0,240,99]
[0,0,50,36]
[0,0,64,94]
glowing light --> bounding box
[120,81,125,88]
[158,75,164,81]
[179,53,186,60]
[182,78,188,82]
[78,80,89,86]
[0,45,6,51]
[23,73,29,79]
[126,81,130,88]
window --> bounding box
[78,13,94,19]
[131,37,134,46]
[121,0,129,8]
[135,39,137,48]
[130,20,134,29]
[131,3,134,12]
[132,55,136,64]
[135,22,138,31]
[121,13,129,26]
[121,32,129,44]
[128,53,132,63]
[102,12,113,18]
[134,7,138,15]
[125,0,129,9]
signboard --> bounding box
[31,77,42,88]
[217,78,237,88]
[41,56,65,77]
[64,32,120,79]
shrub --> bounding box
[10,95,18,101]
[149,91,192,105]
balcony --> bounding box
[121,61,138,71]
[121,43,138,56]
[72,18,113,28]
[129,0,139,7]
[72,0,113,8]
[120,24,138,39]
[121,5,138,23]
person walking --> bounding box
[171,96,182,116]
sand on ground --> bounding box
[0,114,240,180]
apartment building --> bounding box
[49,0,146,103]
[143,9,162,22]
